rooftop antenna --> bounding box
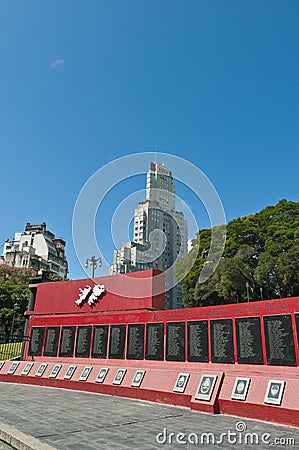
[154,144,157,164]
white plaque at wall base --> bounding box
[35,363,48,377]
[79,366,92,381]
[264,380,285,406]
[64,365,77,380]
[7,362,19,374]
[195,374,217,401]
[113,368,127,385]
[173,373,190,393]
[231,377,251,401]
[95,368,109,383]
[21,362,34,376]
[131,370,146,387]
[49,364,62,378]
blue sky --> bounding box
[0,1,298,280]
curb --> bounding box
[0,422,56,450]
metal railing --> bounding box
[0,335,31,361]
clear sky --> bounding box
[0,1,298,280]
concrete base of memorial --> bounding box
[0,360,298,427]
[218,370,298,427]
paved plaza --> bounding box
[0,441,12,450]
[0,382,298,449]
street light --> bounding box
[246,282,250,303]
[9,302,19,341]
[260,286,263,301]
[85,256,102,278]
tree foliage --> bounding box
[175,200,299,307]
[0,265,35,338]
[0,266,67,338]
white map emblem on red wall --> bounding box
[75,284,106,307]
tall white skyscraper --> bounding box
[146,162,175,210]
[110,162,188,309]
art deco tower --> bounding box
[110,162,188,309]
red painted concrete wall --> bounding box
[25,292,299,368]
[2,271,298,428]
[31,269,166,315]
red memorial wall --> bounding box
[0,270,298,427]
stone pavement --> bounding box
[0,441,12,450]
[0,382,298,450]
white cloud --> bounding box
[50,59,65,69]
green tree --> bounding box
[175,199,299,307]
[277,243,299,297]
[214,257,253,303]
[0,265,35,338]
[254,252,281,299]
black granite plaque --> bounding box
[126,324,144,360]
[264,379,285,405]
[264,315,296,366]
[28,327,44,356]
[75,326,92,358]
[295,314,299,347]
[187,320,208,362]
[145,323,164,360]
[59,326,76,357]
[64,365,76,380]
[166,322,185,361]
[211,319,234,363]
[195,374,218,401]
[236,317,263,364]
[91,325,108,358]
[43,327,60,357]
[108,325,126,359]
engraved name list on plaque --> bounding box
[127,324,144,360]
[28,327,44,356]
[43,326,60,357]
[235,317,263,364]
[91,325,108,358]
[264,315,296,366]
[146,323,164,360]
[187,320,208,362]
[211,319,234,363]
[108,324,126,359]
[166,322,185,361]
[75,326,92,358]
[59,326,76,357]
